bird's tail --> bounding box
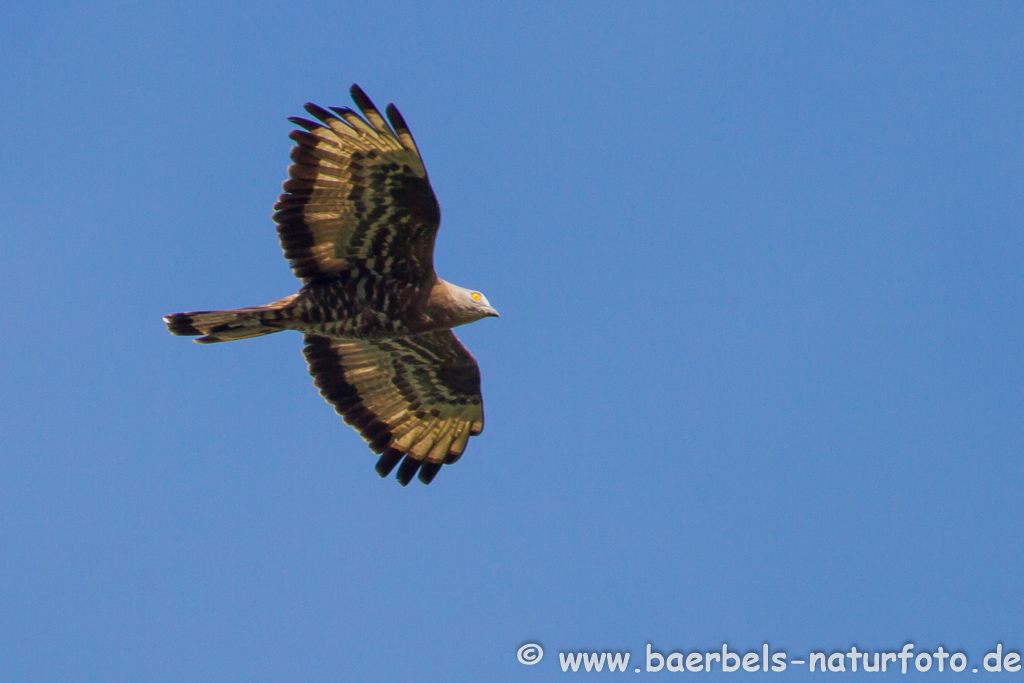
[163,294,299,344]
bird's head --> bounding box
[448,282,500,325]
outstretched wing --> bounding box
[274,85,441,285]
[303,330,485,485]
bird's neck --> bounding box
[422,279,473,329]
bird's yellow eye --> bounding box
[471,292,481,300]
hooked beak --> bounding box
[484,306,500,318]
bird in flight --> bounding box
[165,85,498,486]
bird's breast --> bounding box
[291,274,436,339]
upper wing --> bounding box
[303,330,485,485]
[274,85,441,285]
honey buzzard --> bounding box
[165,85,498,486]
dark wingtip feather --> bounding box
[348,85,394,135]
[375,449,404,478]
[302,103,340,124]
[328,106,360,120]
[350,83,369,106]
[418,461,442,485]
[288,116,323,133]
[443,451,463,465]
[396,456,422,486]
[385,103,408,132]
[385,102,419,153]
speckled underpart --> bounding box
[289,267,428,339]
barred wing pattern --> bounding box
[303,330,485,485]
[274,85,441,285]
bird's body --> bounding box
[298,275,496,337]
[165,86,498,485]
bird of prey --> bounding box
[164,85,498,486]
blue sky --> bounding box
[1,1,1022,680]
